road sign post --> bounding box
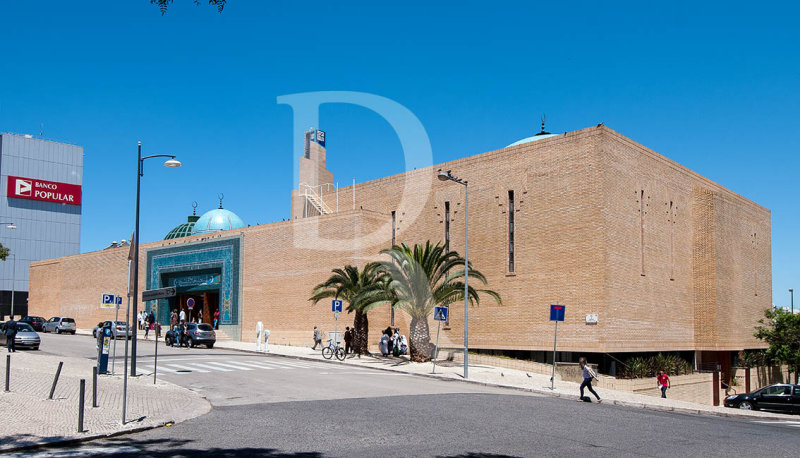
[112,295,122,374]
[431,306,449,374]
[549,304,565,390]
[332,300,343,350]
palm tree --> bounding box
[309,263,387,355]
[378,241,501,362]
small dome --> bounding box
[164,215,200,240]
[191,208,245,235]
[506,133,557,147]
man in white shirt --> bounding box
[179,308,186,323]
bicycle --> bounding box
[321,339,346,361]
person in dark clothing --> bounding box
[384,326,394,354]
[578,357,602,403]
[5,318,17,352]
[178,321,187,347]
[344,327,353,356]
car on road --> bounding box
[19,316,46,331]
[92,321,133,340]
[0,322,41,350]
[42,316,76,334]
[724,383,800,413]
[165,323,216,348]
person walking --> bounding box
[213,309,219,330]
[179,308,186,324]
[311,326,322,350]
[5,317,17,352]
[344,326,353,356]
[384,326,394,355]
[657,370,671,398]
[578,357,602,403]
[170,310,177,330]
[144,313,151,339]
[379,331,390,356]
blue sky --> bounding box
[0,1,797,306]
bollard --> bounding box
[49,361,63,400]
[4,354,9,392]
[78,379,85,433]
[92,366,98,408]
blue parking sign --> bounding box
[332,300,343,312]
[550,304,565,322]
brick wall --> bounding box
[28,125,771,355]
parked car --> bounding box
[724,384,800,413]
[92,321,132,340]
[0,322,41,350]
[19,316,46,332]
[165,323,215,348]
[42,317,76,334]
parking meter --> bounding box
[264,329,270,353]
[97,323,112,374]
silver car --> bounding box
[92,320,132,339]
[42,317,76,334]
[0,322,41,350]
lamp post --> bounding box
[791,289,794,315]
[1,223,17,318]
[131,142,181,376]
[437,169,469,379]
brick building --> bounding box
[28,125,770,373]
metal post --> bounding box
[352,177,355,210]
[92,366,98,408]
[550,319,559,390]
[9,254,15,319]
[122,259,131,425]
[78,379,85,432]
[132,141,141,377]
[463,181,469,379]
[112,298,119,374]
[49,361,63,399]
[4,354,9,392]
[791,289,794,315]
[153,308,158,384]
[432,318,442,374]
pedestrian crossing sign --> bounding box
[434,306,448,322]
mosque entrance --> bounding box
[172,291,220,328]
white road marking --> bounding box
[204,361,255,370]
[752,420,800,428]
[236,361,277,369]
[189,362,233,372]
[164,363,210,373]
[140,364,183,374]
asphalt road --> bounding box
[24,333,800,457]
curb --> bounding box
[0,420,173,454]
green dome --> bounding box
[165,214,200,240]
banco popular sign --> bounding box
[7,176,82,205]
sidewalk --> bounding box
[0,347,210,452]
[214,336,798,422]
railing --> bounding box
[300,183,332,215]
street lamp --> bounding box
[791,289,794,315]
[1,223,16,318]
[437,169,469,379]
[131,142,181,376]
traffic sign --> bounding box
[115,296,122,308]
[550,304,565,322]
[334,311,340,319]
[332,299,343,312]
[142,286,177,301]
[433,306,449,322]
[101,294,116,309]
[187,298,195,310]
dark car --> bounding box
[0,322,41,350]
[19,316,46,332]
[165,323,215,348]
[724,384,800,413]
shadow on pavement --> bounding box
[98,437,324,457]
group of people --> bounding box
[166,319,192,347]
[379,326,407,357]
[137,311,160,339]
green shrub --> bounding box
[620,353,692,378]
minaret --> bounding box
[291,128,335,218]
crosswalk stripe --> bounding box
[205,361,255,370]
[164,364,210,373]
[236,361,276,369]
[189,362,233,372]
[262,359,313,368]
[140,364,182,374]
